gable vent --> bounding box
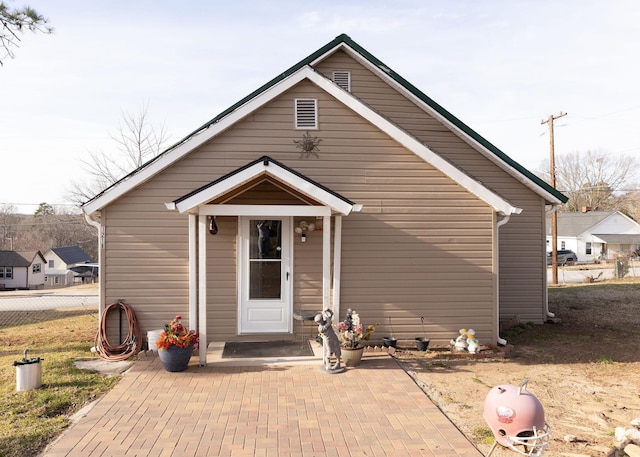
[332,71,351,92]
[295,98,318,129]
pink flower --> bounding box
[336,308,378,349]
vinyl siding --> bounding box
[316,50,547,324]
[101,204,190,341]
[101,52,555,347]
[205,216,238,342]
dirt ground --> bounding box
[393,281,640,457]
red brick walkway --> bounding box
[42,351,482,457]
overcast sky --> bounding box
[2,0,639,213]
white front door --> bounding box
[239,217,292,334]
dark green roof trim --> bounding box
[333,35,567,204]
[189,33,566,203]
[156,35,351,163]
[85,33,567,207]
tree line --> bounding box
[0,203,97,261]
[536,150,640,221]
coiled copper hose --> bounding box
[95,300,142,361]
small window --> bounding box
[1,267,12,279]
[561,241,566,249]
[54,276,60,285]
[295,98,318,129]
[586,242,592,255]
[49,259,54,268]
[33,263,41,273]
[332,71,351,91]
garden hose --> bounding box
[95,300,142,361]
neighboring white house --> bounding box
[44,246,92,270]
[0,250,46,290]
[43,246,96,287]
[546,211,640,262]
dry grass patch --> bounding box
[0,309,119,457]
[395,279,640,457]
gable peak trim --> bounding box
[170,156,357,216]
[83,33,563,215]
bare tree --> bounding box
[30,203,97,257]
[0,203,19,249]
[0,2,52,65]
[68,103,170,205]
[0,203,96,255]
[538,149,639,212]
[607,189,640,223]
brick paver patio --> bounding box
[41,348,483,457]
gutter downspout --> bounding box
[544,205,559,318]
[84,211,104,319]
[495,214,511,346]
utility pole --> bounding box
[541,112,567,285]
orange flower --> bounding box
[156,315,199,350]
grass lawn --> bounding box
[0,308,120,457]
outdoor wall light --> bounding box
[208,216,218,235]
[294,220,315,242]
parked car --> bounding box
[547,250,578,266]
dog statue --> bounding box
[315,309,342,370]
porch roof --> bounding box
[593,234,640,244]
[166,156,361,216]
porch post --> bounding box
[198,214,208,366]
[322,215,331,311]
[332,215,342,321]
[188,214,197,333]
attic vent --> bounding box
[332,71,351,91]
[295,98,318,129]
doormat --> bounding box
[222,340,313,358]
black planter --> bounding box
[415,337,430,351]
[382,337,397,348]
[158,344,194,372]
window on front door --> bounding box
[250,220,282,299]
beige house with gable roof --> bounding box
[82,34,567,365]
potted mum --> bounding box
[156,315,199,372]
[336,308,377,366]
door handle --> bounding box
[286,272,290,280]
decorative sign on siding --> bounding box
[294,131,322,158]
